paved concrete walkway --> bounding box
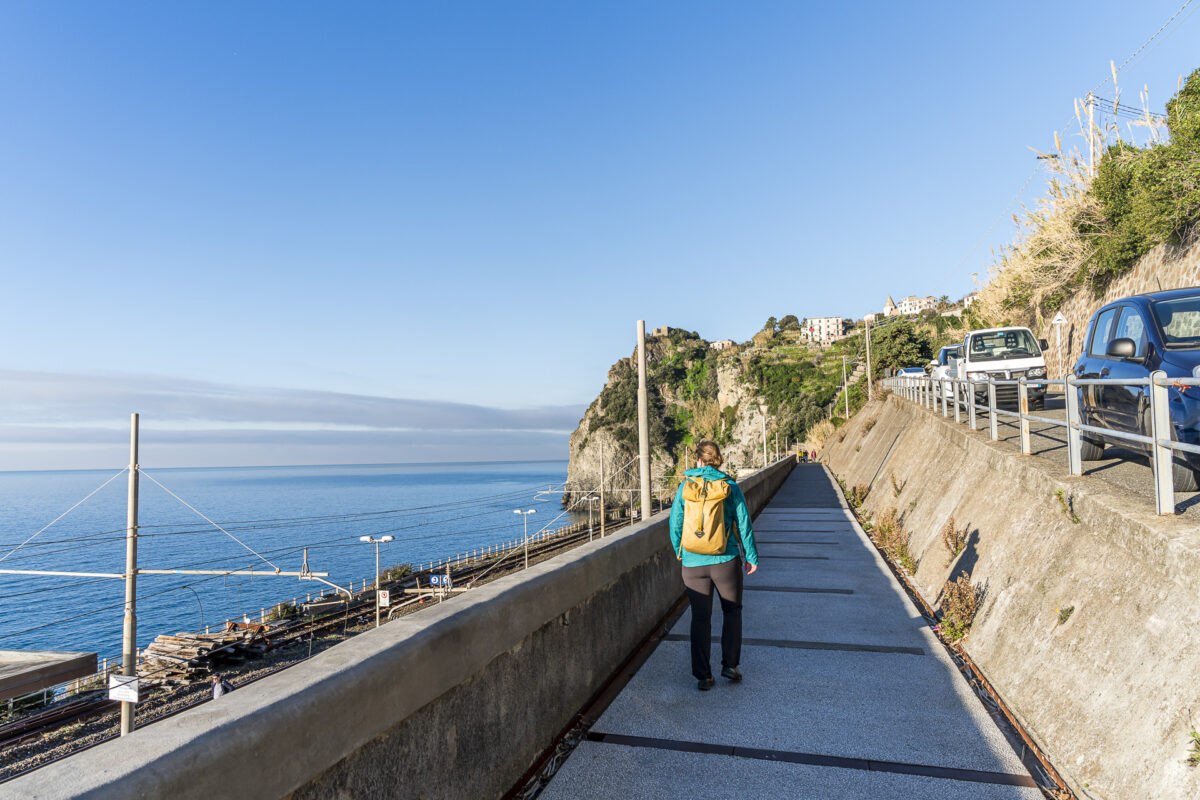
[541,464,1040,800]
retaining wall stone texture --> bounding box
[826,396,1200,800]
[9,459,794,800]
[1038,235,1200,378]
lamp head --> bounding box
[380,536,394,543]
[359,536,372,542]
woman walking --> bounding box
[669,440,758,691]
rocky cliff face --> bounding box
[563,328,843,509]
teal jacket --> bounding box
[669,466,758,568]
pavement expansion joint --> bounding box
[744,585,854,594]
[582,733,1037,788]
[662,633,925,656]
[757,554,831,560]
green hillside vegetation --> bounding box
[978,67,1200,326]
[586,316,939,476]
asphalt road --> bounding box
[948,392,1200,517]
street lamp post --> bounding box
[513,509,536,569]
[359,535,394,628]
[585,495,599,542]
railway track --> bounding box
[0,516,634,782]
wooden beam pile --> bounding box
[137,629,268,685]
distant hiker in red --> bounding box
[668,441,758,691]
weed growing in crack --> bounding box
[1055,490,1081,524]
[890,472,903,498]
[1187,729,1200,767]
[873,507,917,573]
[863,418,877,433]
[939,572,980,642]
[848,484,869,509]
[941,517,968,565]
[1056,606,1074,625]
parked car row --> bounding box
[906,287,1200,491]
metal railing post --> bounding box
[1150,370,1174,515]
[940,379,948,417]
[968,382,978,430]
[988,379,998,440]
[953,379,961,423]
[1018,377,1031,455]
[1065,375,1082,476]
[927,378,934,410]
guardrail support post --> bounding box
[1018,377,1031,455]
[953,379,961,423]
[1065,375,1082,477]
[927,378,934,411]
[988,380,998,441]
[1150,370,1174,515]
[968,383,978,431]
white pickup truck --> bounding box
[950,326,1050,410]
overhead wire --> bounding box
[936,0,1196,295]
[0,467,127,564]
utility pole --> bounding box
[599,440,606,538]
[842,356,850,418]
[865,322,874,400]
[1087,92,1096,177]
[636,321,651,522]
[120,413,139,736]
[761,406,768,467]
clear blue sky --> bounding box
[1,1,1197,468]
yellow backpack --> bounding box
[678,477,732,557]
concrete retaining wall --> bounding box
[11,459,794,800]
[825,396,1200,800]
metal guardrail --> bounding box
[882,370,1200,516]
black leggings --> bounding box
[681,558,743,680]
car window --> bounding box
[967,330,1039,362]
[1151,296,1200,346]
[1112,307,1148,357]
[1089,308,1118,358]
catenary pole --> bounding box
[636,321,651,521]
[120,413,139,736]
[599,441,606,537]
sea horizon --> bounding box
[0,457,569,476]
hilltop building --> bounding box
[883,296,897,317]
[802,316,848,346]
[652,325,672,337]
[710,339,735,351]
[896,295,937,315]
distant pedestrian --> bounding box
[211,672,234,699]
[669,440,758,691]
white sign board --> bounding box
[108,674,140,704]
[378,589,390,607]
[1051,311,1068,326]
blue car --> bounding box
[1072,288,1200,490]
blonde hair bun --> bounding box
[695,440,723,467]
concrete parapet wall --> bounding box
[11,459,794,800]
[825,396,1200,800]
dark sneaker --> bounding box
[697,677,716,691]
[721,666,742,682]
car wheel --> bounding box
[1079,437,1105,461]
[1173,460,1200,493]
[1030,396,1045,411]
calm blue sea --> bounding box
[0,461,572,663]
